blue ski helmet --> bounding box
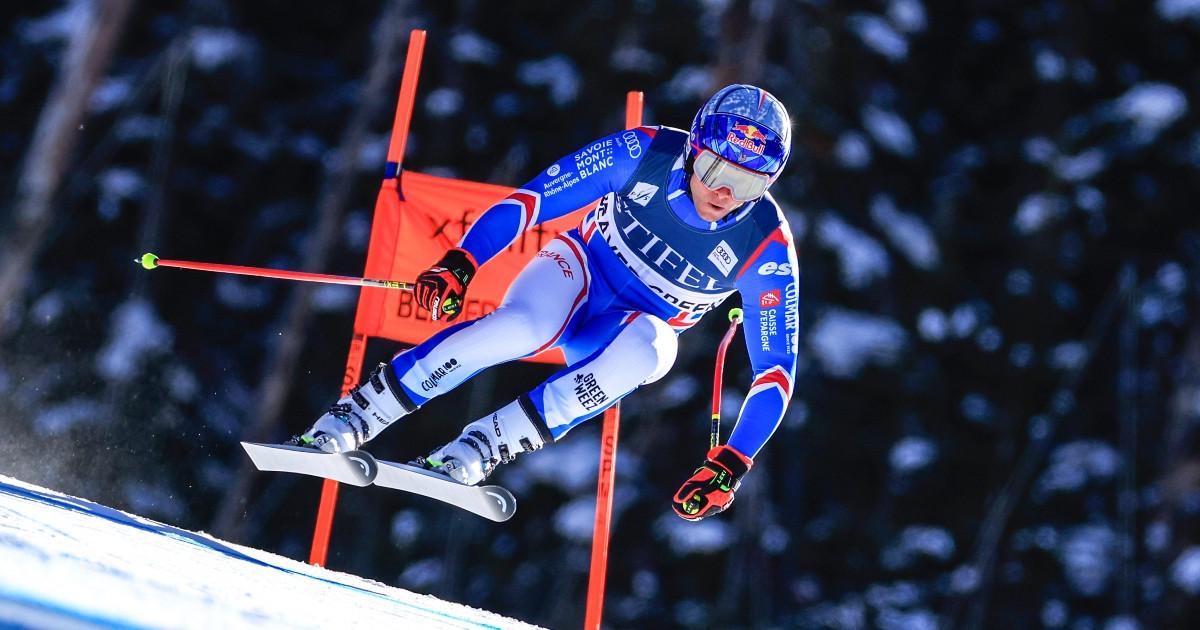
[689,84,791,183]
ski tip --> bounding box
[342,450,379,485]
[138,252,159,270]
[481,486,518,522]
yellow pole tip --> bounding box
[139,253,159,270]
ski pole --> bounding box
[711,307,743,449]
[136,252,415,291]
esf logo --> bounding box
[757,261,794,276]
[420,358,461,391]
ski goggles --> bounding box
[693,148,772,202]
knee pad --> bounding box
[629,315,678,385]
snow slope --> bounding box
[0,475,543,629]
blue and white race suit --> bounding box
[388,126,799,458]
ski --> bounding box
[239,442,517,522]
[241,442,378,487]
[373,459,517,523]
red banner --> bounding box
[353,171,593,364]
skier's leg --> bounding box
[430,312,678,484]
[389,234,593,405]
[532,312,678,438]
[299,235,591,452]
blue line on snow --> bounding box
[0,585,147,628]
[0,479,505,630]
[0,583,148,630]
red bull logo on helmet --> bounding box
[728,124,768,155]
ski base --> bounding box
[240,442,516,522]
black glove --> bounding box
[414,248,477,322]
[672,444,753,520]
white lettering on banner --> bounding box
[676,263,708,288]
[757,261,794,276]
[708,240,738,276]
[613,209,719,291]
[593,193,734,313]
[637,234,661,256]
[622,131,643,159]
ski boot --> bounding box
[294,362,415,452]
[420,398,553,485]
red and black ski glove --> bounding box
[672,444,753,521]
[415,248,477,322]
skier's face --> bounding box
[689,172,745,222]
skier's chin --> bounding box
[696,201,738,222]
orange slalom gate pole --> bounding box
[583,90,643,630]
[625,90,643,128]
[309,479,340,566]
[387,29,426,166]
[308,28,427,567]
[309,332,368,566]
[584,406,621,630]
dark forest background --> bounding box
[2,1,1199,628]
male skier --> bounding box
[297,84,799,520]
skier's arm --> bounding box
[671,220,799,521]
[726,223,800,459]
[458,127,656,267]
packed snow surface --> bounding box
[0,475,542,629]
